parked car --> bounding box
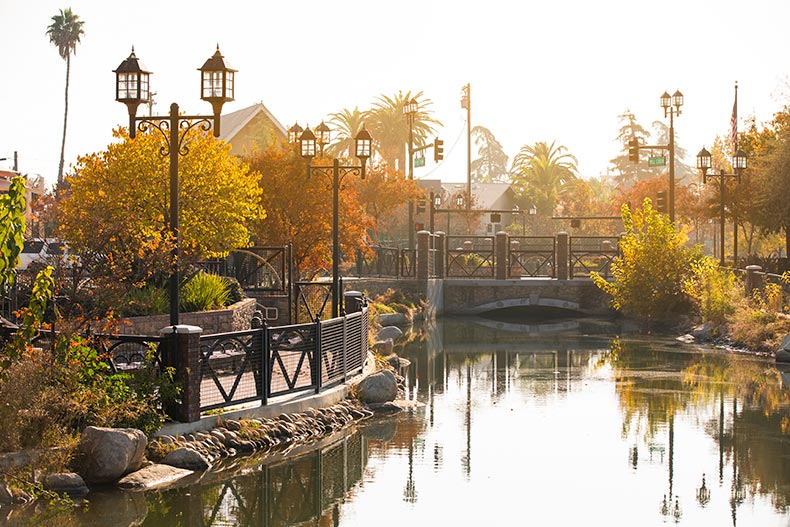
[17,238,76,270]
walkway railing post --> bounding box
[314,316,322,394]
[160,324,202,423]
[557,231,569,280]
[495,231,509,280]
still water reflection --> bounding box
[7,317,790,526]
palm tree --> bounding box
[509,140,578,216]
[367,90,441,171]
[47,8,85,189]
[326,107,369,159]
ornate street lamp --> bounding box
[114,46,236,326]
[697,147,747,266]
[660,90,683,223]
[297,125,372,318]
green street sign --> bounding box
[648,156,666,167]
[415,156,425,167]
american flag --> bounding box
[730,81,738,152]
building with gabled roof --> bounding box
[218,102,288,156]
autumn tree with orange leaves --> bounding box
[246,144,374,277]
[59,128,264,295]
[350,163,420,243]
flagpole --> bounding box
[732,81,739,267]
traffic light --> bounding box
[416,197,427,213]
[628,138,639,162]
[656,190,667,213]
[433,137,444,162]
[414,222,425,231]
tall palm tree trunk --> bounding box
[57,54,70,188]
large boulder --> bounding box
[117,463,195,490]
[356,369,398,404]
[371,338,394,356]
[376,313,409,328]
[376,325,403,343]
[44,473,89,497]
[78,427,147,485]
[162,447,211,471]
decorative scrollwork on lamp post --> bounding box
[114,46,236,326]
[696,147,747,266]
[292,125,372,319]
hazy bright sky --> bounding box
[2,0,790,189]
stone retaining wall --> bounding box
[113,297,257,336]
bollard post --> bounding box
[496,231,509,280]
[557,232,569,280]
[745,265,763,296]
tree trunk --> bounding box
[785,225,790,260]
[57,54,70,189]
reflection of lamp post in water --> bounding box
[403,437,417,503]
[730,397,745,525]
[463,360,472,478]
[659,414,681,521]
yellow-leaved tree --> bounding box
[592,198,703,330]
[59,127,264,302]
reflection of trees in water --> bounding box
[137,430,367,527]
[605,338,790,519]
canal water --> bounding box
[8,316,790,526]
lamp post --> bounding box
[429,191,441,233]
[660,90,683,223]
[696,147,747,266]
[404,98,418,249]
[529,204,537,235]
[296,125,372,319]
[114,46,236,327]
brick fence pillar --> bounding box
[417,230,431,282]
[160,324,203,423]
[557,231,569,280]
[435,231,446,278]
[496,231,509,280]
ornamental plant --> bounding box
[592,198,703,329]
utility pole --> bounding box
[461,84,471,209]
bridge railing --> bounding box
[345,232,625,282]
[445,235,496,278]
[508,236,556,278]
[569,235,620,279]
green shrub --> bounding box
[592,198,702,329]
[180,272,231,313]
[121,286,168,317]
[683,256,740,328]
[223,276,244,304]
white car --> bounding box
[17,239,75,270]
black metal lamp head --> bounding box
[299,126,317,160]
[733,148,747,172]
[403,98,418,115]
[696,147,712,182]
[199,45,236,135]
[354,126,372,179]
[114,47,151,138]
[733,148,747,182]
[288,122,303,145]
[315,122,331,155]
